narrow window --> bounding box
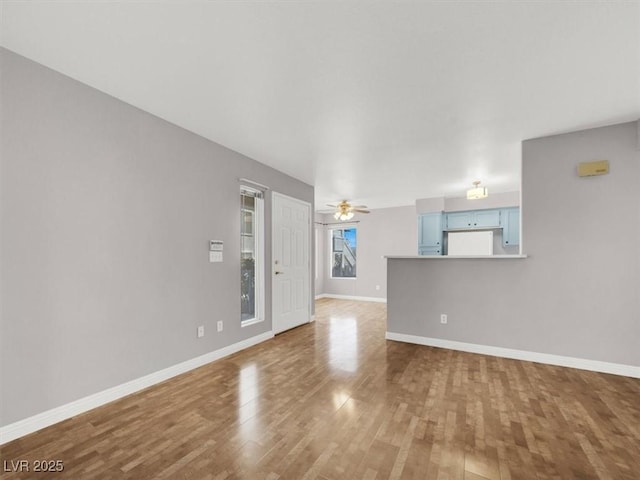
[331,227,357,278]
[315,228,319,280]
[241,187,264,325]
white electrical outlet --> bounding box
[440,314,448,324]
[375,285,381,291]
[197,326,205,338]
[217,321,223,332]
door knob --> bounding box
[275,271,284,275]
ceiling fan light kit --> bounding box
[467,181,488,200]
[334,211,355,221]
[328,200,370,221]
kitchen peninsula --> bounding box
[384,121,640,379]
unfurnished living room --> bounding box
[1,2,639,479]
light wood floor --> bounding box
[2,299,639,479]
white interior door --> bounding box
[272,192,311,334]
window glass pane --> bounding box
[331,227,356,278]
[241,192,256,321]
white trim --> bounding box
[385,332,640,379]
[241,317,264,328]
[238,177,269,191]
[0,331,274,445]
[241,185,265,325]
[316,293,387,303]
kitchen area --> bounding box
[416,191,521,257]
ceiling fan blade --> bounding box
[327,201,367,213]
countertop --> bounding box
[385,254,528,259]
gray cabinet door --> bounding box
[502,208,520,246]
[418,213,443,254]
[419,246,442,255]
[473,210,501,228]
[446,211,473,229]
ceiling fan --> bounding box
[327,200,370,221]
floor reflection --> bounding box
[238,363,260,438]
[328,315,358,373]
[332,391,350,410]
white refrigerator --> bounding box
[447,231,494,256]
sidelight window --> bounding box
[241,187,264,325]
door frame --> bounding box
[271,191,313,334]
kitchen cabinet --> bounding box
[501,207,520,247]
[445,211,474,230]
[418,213,443,255]
[445,209,501,230]
[418,208,519,254]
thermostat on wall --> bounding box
[209,240,223,262]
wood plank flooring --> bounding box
[2,298,639,479]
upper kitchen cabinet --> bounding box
[418,213,443,255]
[501,207,520,247]
[445,209,501,230]
[418,207,519,254]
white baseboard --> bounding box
[315,293,387,303]
[0,331,274,445]
[385,332,640,379]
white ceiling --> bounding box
[2,1,639,210]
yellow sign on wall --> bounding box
[577,160,609,177]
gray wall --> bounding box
[388,121,640,366]
[0,48,314,426]
[415,196,445,213]
[319,205,417,300]
[416,191,520,213]
[443,191,520,212]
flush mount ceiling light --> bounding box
[327,200,370,221]
[467,181,488,200]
